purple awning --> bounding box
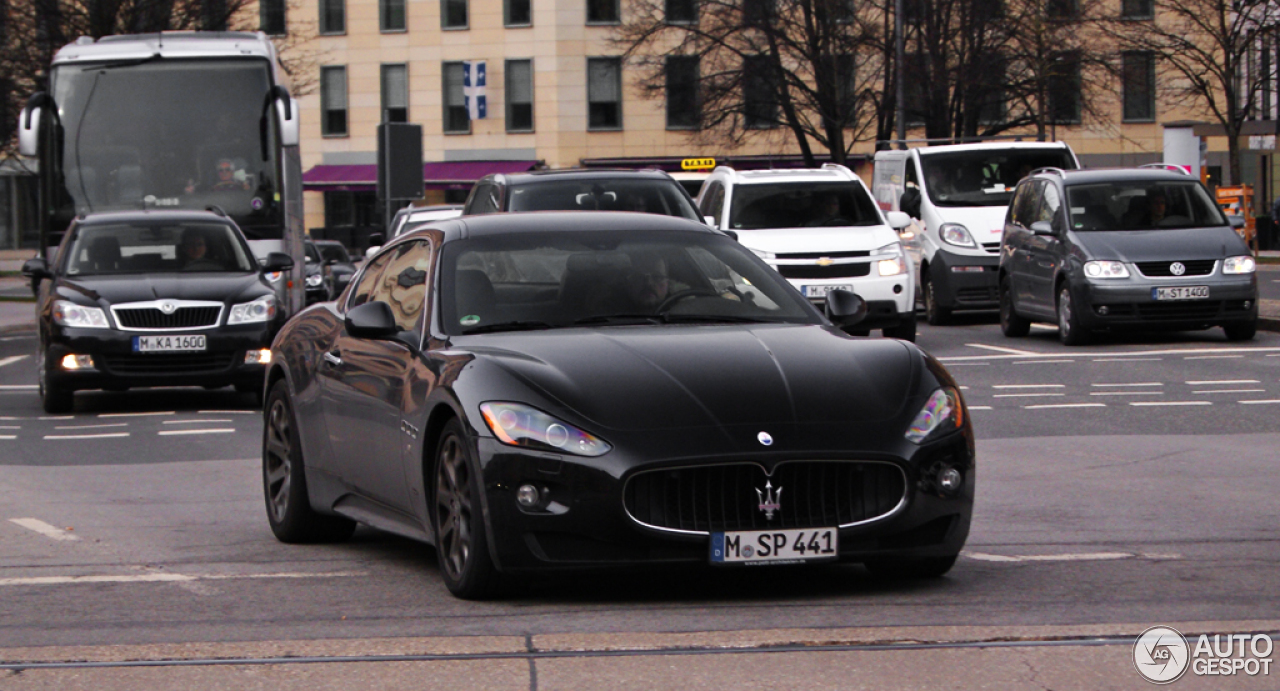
[302,160,539,192]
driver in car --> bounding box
[624,252,670,310]
[807,193,844,226]
[179,228,223,271]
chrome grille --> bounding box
[111,300,223,331]
[1135,260,1216,277]
[623,461,907,534]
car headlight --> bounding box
[939,223,976,248]
[873,242,907,276]
[1223,255,1256,274]
[52,300,110,329]
[228,296,276,324]
[1083,260,1130,279]
[480,402,612,457]
[305,273,324,287]
[905,388,963,444]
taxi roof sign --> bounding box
[681,157,716,171]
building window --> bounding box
[380,0,406,31]
[743,0,775,25]
[319,0,345,34]
[587,57,622,129]
[443,62,470,133]
[1121,0,1152,18]
[1122,51,1155,122]
[260,0,286,34]
[666,56,699,129]
[506,59,534,132]
[1048,51,1081,124]
[442,0,468,28]
[829,54,858,126]
[743,55,778,128]
[320,66,348,136]
[381,64,409,123]
[587,0,619,24]
[0,78,11,140]
[666,0,695,23]
[506,0,531,25]
[976,53,1006,124]
[1045,0,1076,18]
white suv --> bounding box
[696,164,917,340]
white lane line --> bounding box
[1091,391,1163,396]
[38,416,74,420]
[163,419,235,424]
[992,384,1065,389]
[946,362,990,367]
[967,406,994,410]
[1014,359,1074,365]
[939,346,1280,362]
[0,570,368,587]
[157,429,235,436]
[1029,324,1058,330]
[1193,389,1267,395]
[1186,379,1260,385]
[43,432,130,440]
[1240,399,1280,404]
[197,410,256,415]
[1129,401,1212,407]
[964,551,1134,563]
[9,518,79,542]
[0,385,39,390]
[993,393,1065,398]
[965,343,1042,356]
[1092,382,1163,387]
[0,355,30,368]
[99,411,174,418]
[1023,403,1107,410]
[1185,355,1244,360]
[0,435,15,440]
[1269,354,1280,357]
[54,423,129,430]
[0,425,20,429]
[1093,358,1163,362]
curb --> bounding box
[1260,316,1280,333]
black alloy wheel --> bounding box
[865,555,958,579]
[923,269,951,326]
[433,418,504,599]
[1056,283,1090,346]
[262,380,355,543]
[38,349,73,414]
[999,276,1031,337]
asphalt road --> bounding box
[1,324,1277,688]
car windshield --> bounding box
[439,230,822,335]
[62,221,256,275]
[318,243,351,263]
[506,180,700,220]
[919,148,1076,207]
[1066,181,1227,231]
[727,182,881,230]
[305,243,322,263]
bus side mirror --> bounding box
[274,88,300,147]
[19,94,47,157]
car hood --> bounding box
[57,272,271,306]
[460,324,920,432]
[1071,226,1249,263]
[926,205,1008,246]
[733,225,900,254]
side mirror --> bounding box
[1029,221,1056,236]
[19,104,43,157]
[1228,215,1246,230]
[703,215,718,228]
[22,257,51,280]
[345,301,400,340]
[273,87,300,147]
[824,288,867,327]
[368,232,385,247]
[885,211,912,230]
[263,251,294,272]
[364,245,382,260]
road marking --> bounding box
[1090,391,1163,396]
[0,385,39,390]
[0,435,14,440]
[43,433,130,440]
[993,393,1064,398]
[1186,379,1260,385]
[38,416,73,420]
[965,343,1042,356]
[0,355,29,368]
[992,384,1065,389]
[157,429,235,436]
[163,419,234,424]
[945,362,990,366]
[0,425,19,429]
[99,411,174,418]
[1128,401,1212,407]
[1029,324,1058,330]
[9,518,79,542]
[1023,403,1106,410]
[197,410,256,415]
[964,551,1133,563]
[1240,399,1280,404]
[1193,389,1267,395]
[54,423,128,430]
[1092,358,1163,362]
[1092,382,1162,387]
[1014,359,1074,364]
[1184,355,1244,360]
[0,570,367,587]
[939,345,1280,362]
[967,406,993,410]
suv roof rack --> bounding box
[1029,167,1067,177]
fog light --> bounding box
[61,354,95,370]
[1244,300,1252,310]
[938,467,963,494]
[516,484,540,508]
[244,349,272,365]
[1097,305,1110,316]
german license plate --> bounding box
[132,334,207,353]
[710,528,838,565]
[802,284,850,299]
[1153,286,1209,301]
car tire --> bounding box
[923,269,952,326]
[262,380,356,543]
[38,350,73,414]
[1056,283,1090,346]
[433,418,507,600]
[865,555,958,579]
[999,276,1031,337]
[1223,321,1257,341]
[882,311,917,341]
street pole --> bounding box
[895,0,905,149]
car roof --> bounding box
[76,209,238,226]
[488,169,678,185]
[913,141,1074,156]
[400,210,720,242]
[711,165,860,185]
[1039,168,1199,185]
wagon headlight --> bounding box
[1223,255,1256,274]
[305,273,324,287]
[52,300,110,329]
[873,242,907,276]
[1083,260,1130,279]
[480,402,612,457]
[939,223,976,248]
[905,387,963,444]
[228,295,276,324]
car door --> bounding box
[1003,181,1039,312]
[318,241,430,511]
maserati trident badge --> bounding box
[756,481,782,520]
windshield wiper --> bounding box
[461,320,557,334]
[573,314,664,326]
[662,314,776,324]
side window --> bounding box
[699,182,721,216]
[1038,183,1062,229]
[473,183,501,214]
[367,240,432,334]
[1008,182,1030,226]
[704,183,726,223]
[1013,181,1043,228]
[346,251,393,311]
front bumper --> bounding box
[926,248,1000,310]
[44,324,274,393]
[1071,275,1257,330]
[474,430,974,573]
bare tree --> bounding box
[610,0,887,165]
[1105,0,1280,183]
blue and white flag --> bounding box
[463,60,487,120]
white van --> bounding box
[872,142,1079,324]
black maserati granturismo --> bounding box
[263,212,974,599]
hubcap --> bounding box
[435,435,473,581]
[264,398,293,523]
[1059,288,1072,336]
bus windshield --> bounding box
[919,148,1076,208]
[51,59,280,234]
